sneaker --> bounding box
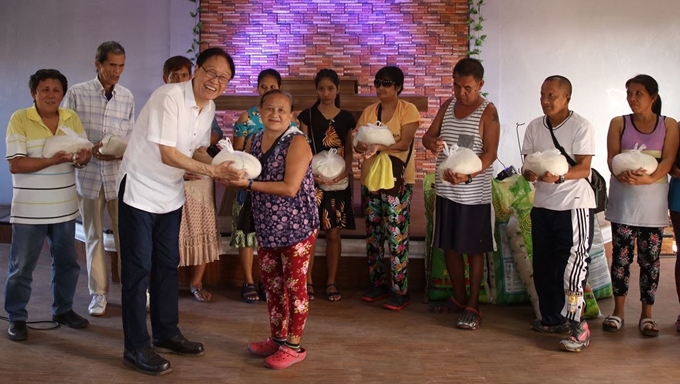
[248,337,282,357]
[263,345,307,370]
[88,294,107,317]
[361,285,390,302]
[559,320,590,352]
[530,319,571,335]
[383,292,410,311]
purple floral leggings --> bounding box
[610,222,663,304]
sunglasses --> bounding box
[373,79,395,88]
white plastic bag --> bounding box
[211,138,262,179]
[612,143,658,176]
[98,133,128,157]
[312,149,346,180]
[353,123,396,147]
[43,125,93,158]
[523,149,569,177]
[437,142,482,182]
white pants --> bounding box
[78,189,120,295]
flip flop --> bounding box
[456,307,482,330]
[639,318,659,337]
[429,297,465,314]
[191,287,211,303]
[326,283,342,302]
[602,315,624,333]
[241,283,260,304]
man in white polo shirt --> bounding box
[117,48,242,376]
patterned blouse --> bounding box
[234,106,264,140]
[250,128,319,248]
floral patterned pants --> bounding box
[361,184,412,295]
[258,231,317,340]
[610,222,663,304]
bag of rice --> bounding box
[523,149,569,177]
[611,143,658,176]
[212,138,262,179]
[437,142,482,182]
[312,149,345,180]
[43,125,93,158]
[353,123,396,147]
[98,133,128,157]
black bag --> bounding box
[235,131,286,232]
[545,117,608,213]
[376,105,413,195]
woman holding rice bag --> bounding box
[603,74,678,336]
[299,69,356,302]
[354,66,420,311]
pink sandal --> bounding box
[248,338,281,357]
[264,345,307,370]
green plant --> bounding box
[186,0,204,63]
[467,0,486,58]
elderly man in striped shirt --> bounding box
[63,41,135,317]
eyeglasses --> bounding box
[200,65,231,84]
[374,79,395,88]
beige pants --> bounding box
[78,189,121,295]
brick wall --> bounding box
[200,0,470,179]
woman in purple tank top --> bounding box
[603,74,678,336]
[228,90,319,369]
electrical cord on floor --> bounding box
[0,315,60,330]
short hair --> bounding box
[375,66,405,95]
[196,47,235,80]
[29,69,68,94]
[163,56,192,78]
[95,41,125,64]
[260,89,294,110]
[258,68,282,87]
[626,74,662,115]
[453,58,484,81]
[544,75,572,97]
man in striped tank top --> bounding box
[522,76,596,352]
[423,58,500,330]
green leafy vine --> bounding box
[467,0,486,58]
[186,0,204,63]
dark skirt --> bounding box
[316,184,356,230]
[433,195,493,254]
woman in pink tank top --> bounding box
[604,74,679,337]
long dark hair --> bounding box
[626,74,662,114]
[313,68,341,108]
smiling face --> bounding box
[626,82,657,114]
[192,55,232,107]
[316,77,338,106]
[453,74,483,106]
[374,78,400,102]
[540,80,570,118]
[96,53,125,90]
[260,93,293,133]
[257,75,280,97]
[32,78,64,115]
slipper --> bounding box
[242,283,260,304]
[326,283,342,302]
[602,315,624,333]
[429,297,465,314]
[191,287,211,303]
[639,318,659,337]
[456,307,482,330]
[676,315,680,332]
[307,284,315,302]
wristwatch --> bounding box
[465,175,472,184]
[556,175,565,184]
